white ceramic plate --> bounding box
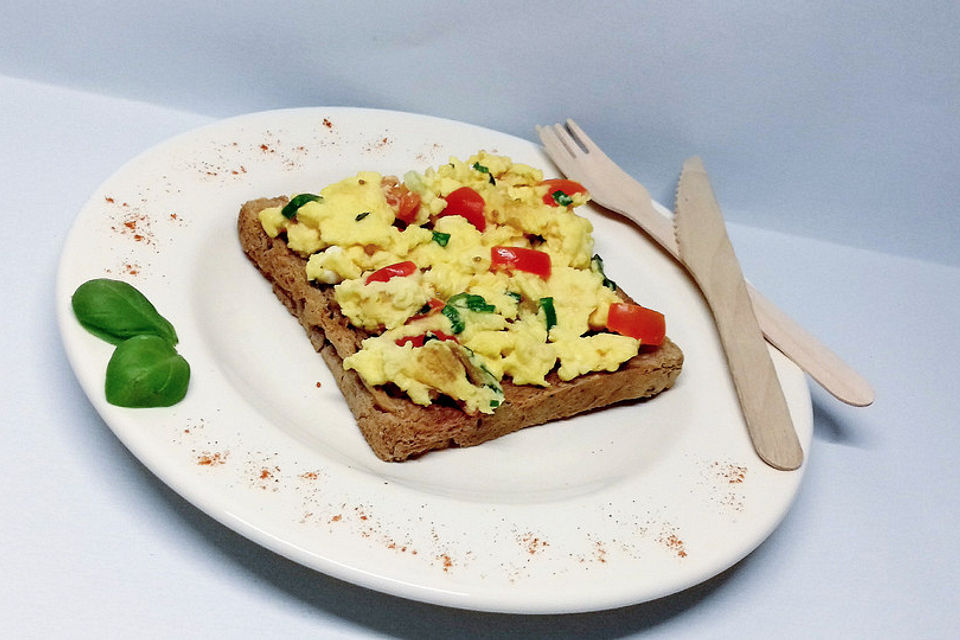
[56,107,812,614]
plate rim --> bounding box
[55,106,813,614]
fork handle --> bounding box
[746,286,874,406]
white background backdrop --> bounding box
[3,1,957,266]
[2,2,959,638]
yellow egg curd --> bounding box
[258,151,643,415]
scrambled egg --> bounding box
[258,151,645,415]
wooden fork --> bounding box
[536,119,874,407]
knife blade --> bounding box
[674,157,803,471]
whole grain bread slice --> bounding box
[238,197,683,461]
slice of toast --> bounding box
[238,196,683,461]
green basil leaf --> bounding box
[539,297,557,332]
[72,279,178,346]
[281,193,322,219]
[104,335,190,407]
[432,231,451,247]
[441,305,465,334]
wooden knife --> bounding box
[674,157,804,471]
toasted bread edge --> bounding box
[238,197,683,461]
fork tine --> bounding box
[563,119,601,154]
[547,122,585,155]
[536,124,583,179]
[536,123,574,159]
[534,124,554,149]
[550,123,582,156]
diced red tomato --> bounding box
[439,186,486,231]
[409,297,445,321]
[395,331,459,347]
[365,261,418,284]
[382,178,421,224]
[540,178,587,206]
[490,246,551,279]
[606,302,665,345]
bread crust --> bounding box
[238,197,683,461]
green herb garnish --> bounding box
[281,193,322,219]
[72,278,190,407]
[442,305,465,334]
[104,335,190,407]
[72,278,178,346]
[355,211,370,221]
[472,162,496,185]
[447,292,495,313]
[539,297,557,332]
[550,190,574,207]
[590,254,618,290]
[431,230,451,246]
[506,291,522,303]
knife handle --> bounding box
[695,251,805,471]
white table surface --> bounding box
[3,74,958,639]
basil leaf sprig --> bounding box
[105,335,190,407]
[72,278,190,408]
[72,279,178,345]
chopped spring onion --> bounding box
[472,162,496,184]
[447,292,495,313]
[539,297,557,332]
[590,254,618,290]
[281,193,322,219]
[441,305,465,334]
